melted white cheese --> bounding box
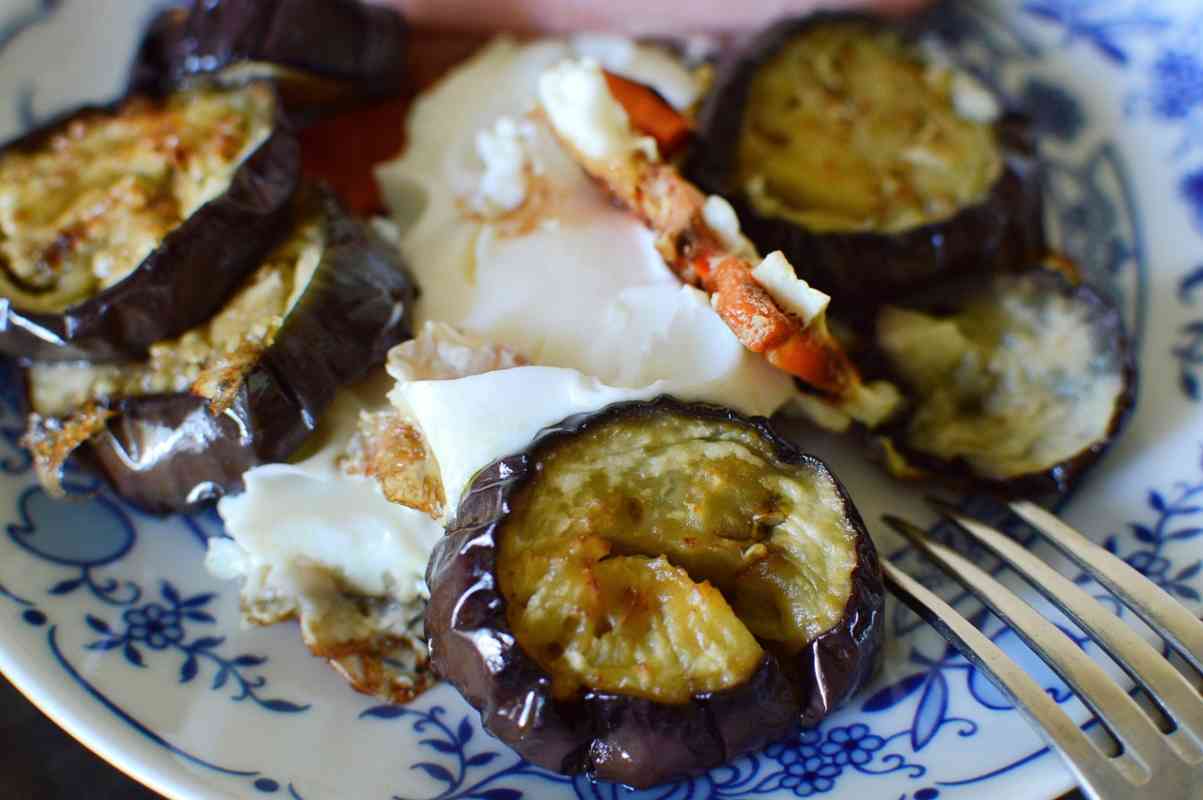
[208,373,443,606]
[570,34,702,111]
[394,366,663,516]
[376,38,795,413]
[538,57,657,161]
[210,38,797,667]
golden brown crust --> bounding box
[191,338,268,414]
[327,645,437,706]
[22,405,114,496]
[342,409,445,517]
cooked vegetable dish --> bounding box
[427,399,884,787]
[0,81,298,361]
[688,14,1046,302]
[875,269,1133,495]
[0,6,1148,791]
[736,21,1001,233]
[0,84,275,312]
[24,185,416,511]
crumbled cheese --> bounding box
[538,58,657,161]
[471,116,537,216]
[750,251,830,326]
[952,73,1001,123]
[702,195,759,261]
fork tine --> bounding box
[885,515,1168,771]
[938,507,1203,755]
[1011,500,1203,675]
[882,560,1118,799]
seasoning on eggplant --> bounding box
[0,82,299,362]
[687,14,1045,303]
[874,269,1134,497]
[426,398,884,788]
[135,0,407,116]
[23,184,416,512]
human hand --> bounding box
[387,0,930,33]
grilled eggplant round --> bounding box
[687,14,1045,304]
[23,184,416,513]
[0,82,299,363]
[873,268,1134,498]
[426,398,884,788]
[134,0,407,117]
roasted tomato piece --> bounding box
[135,0,407,117]
[874,268,1134,497]
[426,398,884,788]
[23,184,416,512]
[687,14,1044,303]
[0,82,299,362]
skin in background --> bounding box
[384,0,930,32]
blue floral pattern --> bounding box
[84,580,309,712]
[358,704,939,800]
[1023,0,1169,63]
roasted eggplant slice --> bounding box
[426,398,884,788]
[874,269,1134,497]
[23,185,416,512]
[0,82,298,362]
[687,14,1044,303]
[135,0,407,115]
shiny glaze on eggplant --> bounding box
[134,0,407,116]
[425,397,884,788]
[72,185,415,513]
[686,12,1045,305]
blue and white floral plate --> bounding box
[1,1,1202,798]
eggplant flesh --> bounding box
[875,270,1133,496]
[25,185,417,512]
[426,398,884,788]
[687,14,1045,303]
[0,82,299,362]
[135,0,407,114]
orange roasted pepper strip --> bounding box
[612,162,855,397]
[603,71,694,159]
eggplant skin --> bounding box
[80,185,417,513]
[134,0,407,114]
[685,13,1046,305]
[0,89,299,364]
[877,269,1136,500]
[426,397,885,788]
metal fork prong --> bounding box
[882,561,1120,799]
[942,509,1203,756]
[884,515,1168,772]
[1011,500,1203,675]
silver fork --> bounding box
[883,500,1203,800]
